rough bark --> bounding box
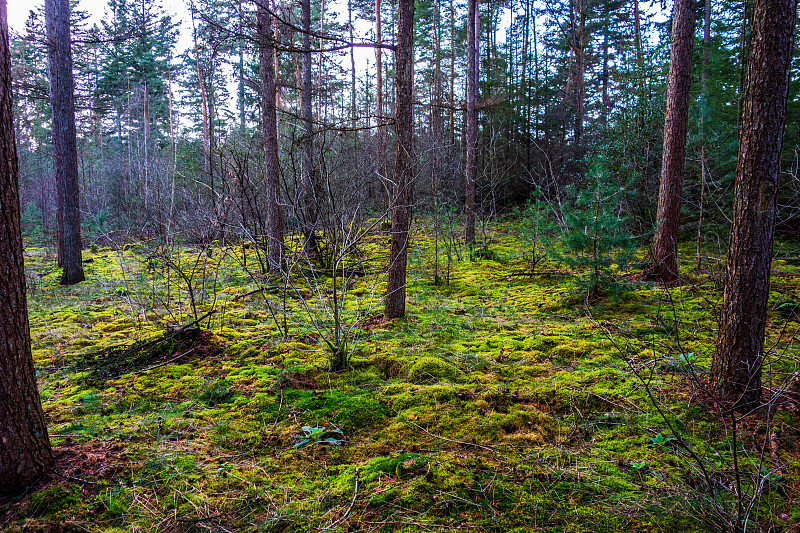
[0,0,53,495]
[385,0,414,319]
[464,0,478,246]
[649,0,695,281]
[711,0,796,411]
[45,0,84,285]
[257,0,285,272]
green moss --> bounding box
[28,484,84,518]
[407,356,463,384]
[12,224,799,532]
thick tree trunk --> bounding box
[258,0,285,272]
[0,0,52,494]
[385,0,414,319]
[45,0,84,285]
[649,0,695,281]
[711,0,796,411]
[464,0,478,245]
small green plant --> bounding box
[517,195,549,275]
[293,426,345,449]
[630,460,647,470]
[649,433,676,449]
[664,352,703,372]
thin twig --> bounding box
[319,468,359,532]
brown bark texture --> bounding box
[0,0,53,495]
[45,0,84,285]
[650,0,695,281]
[711,0,796,411]
[464,0,477,245]
[385,0,414,319]
[257,0,285,271]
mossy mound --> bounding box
[27,484,84,518]
[407,356,463,383]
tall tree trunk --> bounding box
[45,0,84,285]
[573,0,586,148]
[190,5,214,221]
[649,0,695,281]
[375,0,384,200]
[702,0,711,92]
[238,0,247,131]
[0,0,52,494]
[697,0,711,263]
[348,0,356,127]
[464,0,478,245]
[385,0,414,319]
[521,0,530,167]
[601,17,610,127]
[711,0,796,411]
[449,0,456,147]
[301,0,317,253]
[258,0,285,271]
[633,0,643,65]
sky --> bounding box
[8,0,194,51]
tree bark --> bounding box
[601,17,610,127]
[190,4,215,223]
[258,0,285,272]
[374,0,385,202]
[385,0,414,319]
[45,0,84,285]
[348,0,356,127]
[711,0,796,412]
[464,0,478,246]
[649,0,695,281]
[702,0,711,93]
[0,0,53,495]
[633,0,643,66]
[573,0,586,148]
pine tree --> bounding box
[45,0,84,284]
[385,0,415,319]
[711,0,797,411]
[0,0,52,494]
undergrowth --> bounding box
[1,219,799,533]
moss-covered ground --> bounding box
[2,220,800,532]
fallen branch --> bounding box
[122,347,196,378]
[319,468,359,532]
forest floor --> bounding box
[2,218,800,533]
